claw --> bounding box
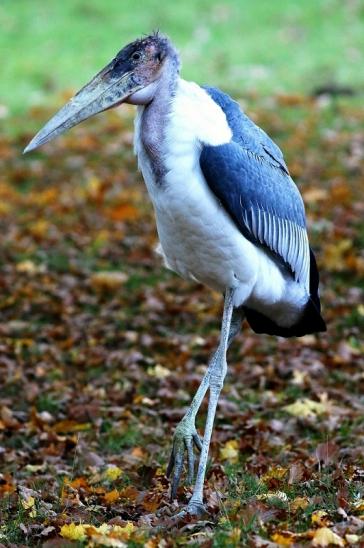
[166,417,201,500]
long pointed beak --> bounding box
[24,60,143,153]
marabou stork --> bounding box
[24,32,326,518]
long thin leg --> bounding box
[188,288,235,511]
[167,291,242,503]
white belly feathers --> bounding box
[134,79,308,326]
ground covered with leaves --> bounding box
[0,95,363,546]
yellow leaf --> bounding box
[25,464,46,473]
[261,465,287,482]
[104,466,123,481]
[86,523,135,546]
[283,398,327,418]
[60,523,87,541]
[220,440,239,463]
[86,176,102,198]
[21,496,35,510]
[311,510,331,526]
[16,260,43,274]
[228,527,241,544]
[53,419,91,433]
[345,534,361,544]
[86,523,110,535]
[271,531,296,546]
[312,527,344,547]
[147,364,170,379]
[28,219,50,238]
[353,499,364,511]
[322,239,352,272]
[291,496,309,512]
[88,537,126,547]
[112,522,135,539]
[90,271,128,291]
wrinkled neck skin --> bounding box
[137,57,179,180]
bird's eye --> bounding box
[132,52,141,61]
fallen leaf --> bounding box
[15,260,43,274]
[220,440,239,463]
[283,398,327,418]
[104,489,120,504]
[261,465,287,482]
[104,466,123,481]
[311,510,331,527]
[312,527,344,547]
[345,534,361,544]
[90,271,128,291]
[257,491,288,503]
[60,523,87,541]
[315,441,339,466]
[288,462,305,484]
[52,420,91,433]
[21,495,36,517]
[322,239,352,271]
[107,203,140,221]
[303,187,329,203]
[40,525,56,536]
[290,496,309,512]
[21,496,35,510]
[111,523,135,539]
[147,364,171,379]
[271,531,297,546]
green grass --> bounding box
[1,0,364,119]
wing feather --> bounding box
[200,142,310,290]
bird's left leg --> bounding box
[185,287,235,516]
[168,288,238,519]
[167,296,243,500]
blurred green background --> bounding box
[1,0,363,116]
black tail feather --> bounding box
[244,248,326,338]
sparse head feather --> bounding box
[113,32,180,85]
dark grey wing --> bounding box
[203,85,289,174]
[200,141,310,290]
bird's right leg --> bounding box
[166,306,244,500]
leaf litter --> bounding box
[0,94,363,545]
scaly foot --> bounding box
[169,499,207,524]
[166,415,202,500]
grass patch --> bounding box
[2,0,364,121]
[99,421,143,453]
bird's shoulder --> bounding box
[202,86,289,174]
[199,86,310,288]
[169,79,232,146]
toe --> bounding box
[170,450,183,500]
[185,438,195,483]
[166,444,175,478]
[193,431,202,451]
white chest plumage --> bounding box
[134,79,307,325]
